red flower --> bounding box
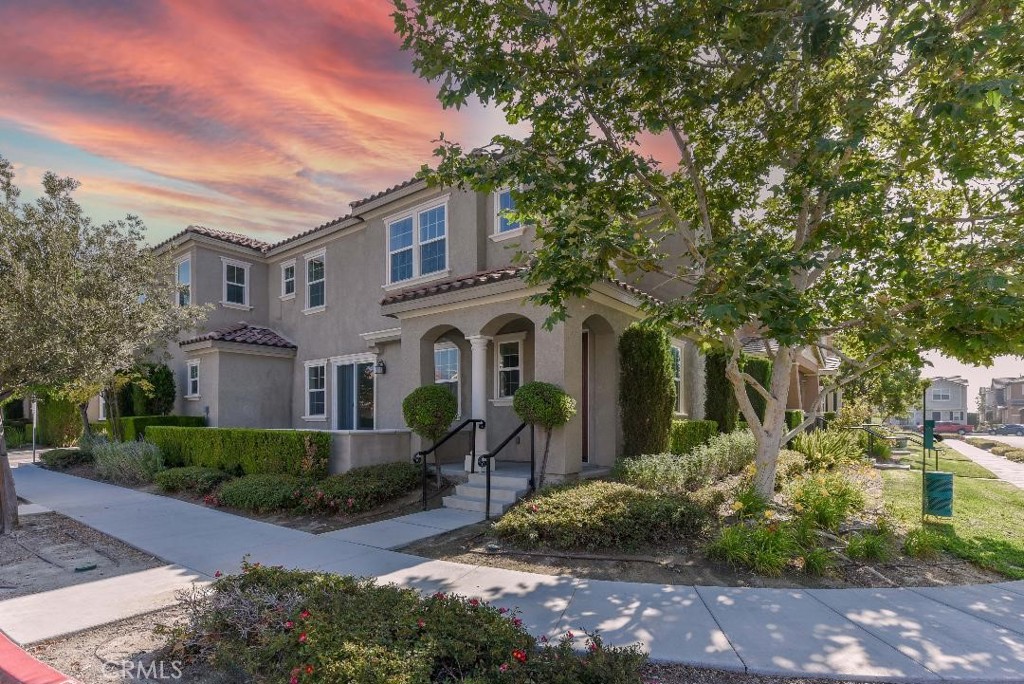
[512,618,523,628]
[469,598,480,607]
[284,621,294,630]
[299,632,308,643]
[566,630,574,639]
[214,571,222,578]
[512,649,527,663]
[588,642,598,653]
[305,665,314,675]
[432,592,446,600]
[300,610,310,620]
[417,618,425,628]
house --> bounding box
[981,377,1024,424]
[906,376,969,426]
[740,338,842,416]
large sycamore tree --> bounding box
[0,157,205,533]
[395,0,1024,496]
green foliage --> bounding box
[494,480,712,551]
[177,563,646,683]
[707,522,798,577]
[512,381,576,430]
[840,354,926,421]
[296,462,421,514]
[743,357,773,423]
[77,431,109,457]
[217,474,307,513]
[146,427,330,478]
[669,419,718,455]
[154,466,232,496]
[402,385,458,444]
[731,484,771,520]
[4,424,29,448]
[703,351,738,434]
[789,472,865,531]
[785,410,805,431]
[616,429,757,493]
[803,547,834,576]
[774,450,809,489]
[119,415,206,442]
[792,429,862,471]
[902,528,941,559]
[617,324,674,456]
[857,431,892,460]
[93,440,164,485]
[40,448,92,470]
[37,397,81,447]
[967,437,999,449]
[847,531,893,562]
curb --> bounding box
[0,632,77,684]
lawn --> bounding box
[883,469,1024,579]
[904,445,996,479]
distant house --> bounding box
[981,377,1024,424]
[905,376,969,426]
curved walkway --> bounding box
[945,438,1024,489]
[6,465,1024,682]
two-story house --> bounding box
[907,376,969,425]
[982,377,1024,424]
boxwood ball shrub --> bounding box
[618,323,675,456]
[785,409,805,431]
[298,462,421,514]
[217,474,307,513]
[402,385,458,444]
[93,440,165,485]
[513,381,576,488]
[146,427,330,478]
[154,466,232,496]
[669,419,718,455]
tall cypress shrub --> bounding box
[742,356,773,423]
[618,323,675,457]
[703,350,738,433]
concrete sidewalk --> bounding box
[946,439,1024,489]
[8,463,1024,682]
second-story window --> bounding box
[281,261,296,298]
[222,258,250,307]
[387,202,447,284]
[495,334,524,399]
[306,250,325,311]
[495,189,520,233]
[176,257,191,306]
[932,388,951,401]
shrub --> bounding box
[4,424,29,448]
[744,357,773,422]
[731,483,771,519]
[708,521,798,577]
[37,397,81,447]
[617,429,756,493]
[146,427,330,478]
[967,437,999,450]
[78,431,109,457]
[176,564,646,683]
[494,480,712,551]
[218,474,307,512]
[846,531,892,562]
[669,419,718,455]
[1003,449,1024,463]
[792,428,862,471]
[775,449,808,488]
[119,415,206,442]
[297,462,420,514]
[40,448,91,470]
[802,547,834,576]
[704,350,738,433]
[618,324,675,456]
[514,381,576,488]
[785,410,805,431]
[154,466,232,495]
[94,440,164,485]
[903,528,941,559]
[402,385,458,445]
[789,471,865,531]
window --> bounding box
[222,258,250,307]
[434,342,460,416]
[932,411,942,421]
[336,359,375,430]
[306,363,326,418]
[306,251,325,311]
[932,388,951,401]
[495,189,520,233]
[387,202,447,284]
[281,261,296,298]
[671,345,684,413]
[495,335,524,399]
[186,361,200,398]
[98,394,107,421]
[176,258,191,307]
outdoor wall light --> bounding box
[374,358,387,375]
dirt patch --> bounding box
[0,512,162,600]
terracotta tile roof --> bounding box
[154,225,272,253]
[272,214,356,250]
[350,176,424,209]
[181,322,296,349]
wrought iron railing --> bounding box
[476,421,533,520]
[412,418,485,510]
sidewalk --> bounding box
[7,463,1024,682]
[945,439,1024,489]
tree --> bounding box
[617,323,675,456]
[395,0,1024,497]
[838,346,926,422]
[512,381,576,488]
[0,157,206,533]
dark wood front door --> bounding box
[582,330,590,463]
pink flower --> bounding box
[469,598,480,607]
[498,607,508,614]
[530,504,539,512]
[588,642,598,653]
[299,632,308,643]
[214,571,222,578]
[300,610,310,620]
[540,635,548,643]
[566,630,574,639]
[284,620,294,630]
[290,677,298,684]
[347,497,355,508]
[433,592,446,599]
[512,618,523,628]
[499,663,509,673]
[417,618,425,628]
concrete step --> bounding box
[466,472,532,490]
[891,449,912,456]
[442,494,509,516]
[455,483,528,503]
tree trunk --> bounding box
[0,409,19,535]
[536,428,553,489]
[103,387,122,442]
[79,403,92,439]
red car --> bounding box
[917,422,973,435]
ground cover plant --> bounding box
[615,429,757,492]
[154,466,233,496]
[173,563,647,683]
[297,462,421,514]
[40,448,91,470]
[215,474,307,513]
[93,440,164,485]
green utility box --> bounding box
[924,471,953,517]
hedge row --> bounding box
[146,427,330,478]
[669,419,719,455]
[120,415,206,441]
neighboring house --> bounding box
[905,376,969,426]
[740,338,842,416]
[981,377,1024,424]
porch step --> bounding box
[466,472,532,490]
[442,494,511,516]
[455,483,529,503]
[891,449,912,456]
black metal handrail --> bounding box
[412,418,485,510]
[476,421,532,521]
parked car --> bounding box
[915,422,973,435]
[992,424,1024,436]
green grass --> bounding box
[883,470,1024,579]
[904,446,996,479]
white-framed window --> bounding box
[221,258,250,308]
[305,362,327,419]
[671,345,684,414]
[494,188,521,234]
[305,250,326,312]
[434,342,461,417]
[185,360,200,399]
[386,200,448,284]
[494,333,526,400]
[175,257,191,307]
[98,394,107,421]
[932,388,951,401]
[281,260,296,299]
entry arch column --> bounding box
[466,334,491,462]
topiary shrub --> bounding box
[704,350,738,433]
[93,440,164,485]
[217,474,307,513]
[669,419,718,455]
[154,466,232,495]
[297,462,421,514]
[513,381,576,488]
[618,323,675,456]
[37,397,82,447]
[402,385,458,445]
[743,356,773,423]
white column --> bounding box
[467,335,491,464]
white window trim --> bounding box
[185,360,201,400]
[220,257,252,310]
[492,332,527,405]
[304,248,327,314]
[493,188,524,239]
[330,352,377,430]
[434,341,461,418]
[303,360,327,420]
[174,255,192,307]
[671,345,686,415]
[280,259,296,301]
[932,388,951,401]
[384,196,451,287]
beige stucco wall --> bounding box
[214,350,294,428]
[328,429,412,474]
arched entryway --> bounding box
[581,314,617,467]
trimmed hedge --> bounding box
[154,466,232,495]
[704,350,738,433]
[146,427,330,478]
[120,415,206,441]
[38,397,81,447]
[669,419,719,455]
[744,357,773,422]
[786,410,805,431]
[618,324,675,456]
[41,448,91,470]
[217,474,306,512]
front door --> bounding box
[581,330,590,463]
[337,361,375,430]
